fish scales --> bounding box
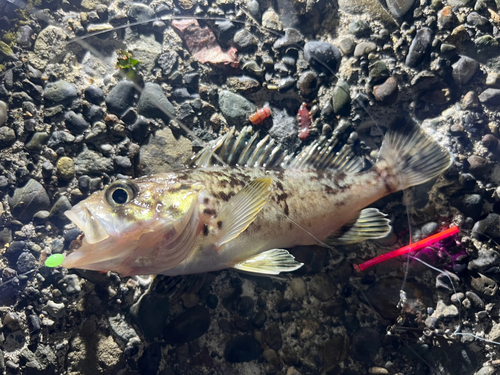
[62,124,452,276]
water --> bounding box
[0,0,500,374]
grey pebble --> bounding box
[218,90,256,126]
[9,179,51,223]
[354,41,377,57]
[127,116,149,142]
[47,131,75,148]
[470,273,498,297]
[351,328,380,362]
[473,213,500,242]
[84,85,104,104]
[309,274,335,301]
[338,38,354,55]
[247,0,260,18]
[157,52,178,76]
[51,238,65,254]
[297,71,318,96]
[451,292,464,305]
[127,3,155,23]
[75,149,114,175]
[106,80,136,116]
[3,312,22,331]
[65,111,90,134]
[0,126,15,146]
[234,29,258,48]
[405,28,433,68]
[466,291,485,309]
[49,196,72,228]
[59,274,81,295]
[452,56,479,86]
[44,80,77,103]
[467,12,489,27]
[332,81,350,115]
[479,88,500,107]
[138,82,175,121]
[0,100,7,126]
[421,222,438,236]
[451,194,483,220]
[16,252,37,273]
[17,25,34,46]
[46,300,65,318]
[115,155,132,170]
[467,155,491,178]
[348,19,370,37]
[447,0,471,7]
[278,77,296,91]
[304,41,341,74]
[25,132,49,150]
[386,0,415,18]
[475,366,496,375]
[273,28,304,49]
[468,250,500,272]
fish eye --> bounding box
[105,180,138,206]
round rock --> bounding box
[218,90,256,126]
[452,56,479,86]
[224,335,263,363]
[44,80,77,103]
[0,100,7,126]
[405,28,433,68]
[106,80,136,116]
[137,82,175,121]
[304,41,341,74]
[9,179,51,222]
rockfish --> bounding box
[62,124,451,276]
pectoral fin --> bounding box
[326,208,391,245]
[216,177,272,247]
[233,249,303,275]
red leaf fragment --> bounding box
[171,19,239,67]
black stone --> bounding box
[16,252,37,273]
[84,85,104,104]
[252,310,266,328]
[164,306,210,344]
[406,28,433,68]
[138,343,161,375]
[64,228,82,245]
[351,327,381,362]
[224,335,262,363]
[127,115,149,142]
[304,41,341,74]
[64,111,90,135]
[206,294,218,309]
[451,194,483,220]
[106,80,136,116]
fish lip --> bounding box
[65,204,110,244]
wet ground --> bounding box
[1,0,500,374]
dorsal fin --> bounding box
[187,127,364,173]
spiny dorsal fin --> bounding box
[216,177,273,248]
[187,127,364,173]
[326,208,391,245]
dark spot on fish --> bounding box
[214,191,235,202]
[276,181,284,191]
[203,197,210,204]
[323,184,335,195]
[169,184,191,194]
[283,200,289,216]
[332,171,348,189]
[203,208,216,216]
[217,220,223,229]
[276,192,288,203]
[203,223,209,236]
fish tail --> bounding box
[376,122,452,192]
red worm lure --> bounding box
[354,226,460,272]
[249,106,271,125]
[298,102,311,140]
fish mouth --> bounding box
[64,204,110,245]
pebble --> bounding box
[226,76,260,92]
[75,149,114,174]
[297,71,318,96]
[478,88,500,107]
[373,76,398,105]
[49,196,72,228]
[462,91,480,110]
[452,56,479,86]
[51,238,65,254]
[472,214,500,242]
[485,72,500,86]
[0,100,7,126]
[84,85,104,104]
[290,278,306,298]
[234,296,255,317]
[234,29,258,48]
[405,28,433,68]
[369,367,390,374]
[115,155,132,170]
[26,132,49,150]
[9,179,51,222]
[332,81,350,115]
[261,8,283,31]
[0,126,15,146]
[451,194,483,220]
[218,90,256,126]
[164,306,210,344]
[3,312,21,331]
[28,314,40,333]
[338,38,354,55]
[16,252,37,273]
[247,0,260,18]
[58,274,81,295]
[425,300,459,328]
[224,335,262,363]
[273,28,304,49]
[351,328,380,362]
[468,250,500,272]
[304,41,342,73]
[465,291,485,309]
[421,222,438,236]
[309,274,335,301]
[467,12,489,27]
[475,366,496,375]
[470,273,498,297]
[17,25,34,46]
[127,3,155,24]
[46,300,65,318]
[467,155,491,178]
[348,19,370,37]
[47,131,75,147]
[353,41,377,57]
[137,82,175,121]
[448,0,471,7]
[56,157,75,180]
[386,0,415,18]
[44,80,77,103]
[105,80,136,116]
[437,6,455,30]
[252,310,266,328]
[482,134,499,151]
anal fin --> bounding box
[216,177,272,248]
[326,208,391,245]
[233,249,303,275]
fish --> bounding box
[61,123,452,277]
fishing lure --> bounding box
[249,106,271,125]
[298,102,311,140]
[354,226,460,272]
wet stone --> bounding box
[56,157,75,180]
[332,81,350,115]
[84,85,104,104]
[290,278,306,298]
[0,127,15,146]
[218,90,256,126]
[127,3,155,24]
[266,324,283,350]
[64,228,82,245]
[51,238,64,254]
[467,155,491,178]
[462,91,480,110]
[261,8,283,31]
[373,76,399,105]
[16,252,37,273]
[351,328,380,362]
[164,306,210,344]
[451,194,483,220]
[44,80,77,103]
[304,41,341,74]
[353,41,377,57]
[348,19,370,37]
[3,312,21,331]
[386,0,415,18]
[478,88,500,107]
[252,310,266,328]
[476,366,496,375]
[0,100,7,126]
[452,56,479,86]
[226,76,260,93]
[338,38,354,55]
[406,28,433,68]
[59,274,81,295]
[46,300,65,318]
[234,296,254,317]
[106,80,136,116]
[309,274,335,301]
[9,179,51,223]
[47,131,75,147]
[234,29,258,48]
[465,291,485,309]
[438,6,455,30]
[297,71,318,96]
[49,196,72,228]
[468,250,500,272]
[273,28,304,49]
[137,82,175,121]
[473,214,500,242]
[75,150,113,175]
[28,314,40,333]
[224,335,263,363]
[470,273,498,297]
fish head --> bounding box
[62,175,204,275]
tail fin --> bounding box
[377,122,452,192]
